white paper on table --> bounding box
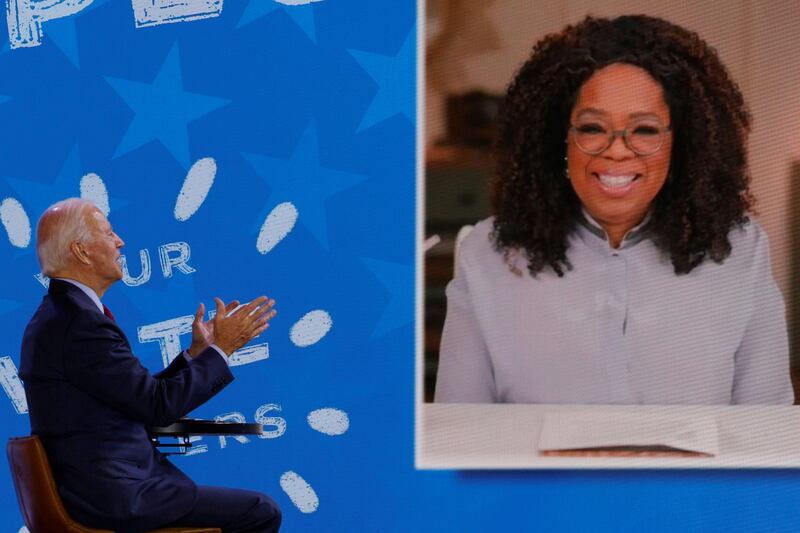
[538,412,720,456]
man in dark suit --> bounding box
[19,198,282,532]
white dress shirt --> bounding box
[435,215,793,405]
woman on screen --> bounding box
[435,15,794,404]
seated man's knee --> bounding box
[256,494,281,529]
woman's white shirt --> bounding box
[435,216,793,405]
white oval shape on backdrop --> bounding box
[280,471,319,513]
[175,157,216,221]
[289,310,332,347]
[307,408,349,436]
[257,202,298,254]
[0,198,31,248]
[80,173,110,216]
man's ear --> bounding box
[70,240,91,265]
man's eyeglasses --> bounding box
[568,118,671,156]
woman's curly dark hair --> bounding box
[491,14,752,277]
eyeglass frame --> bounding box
[567,120,672,156]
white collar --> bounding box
[579,208,652,250]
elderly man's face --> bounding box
[83,209,125,283]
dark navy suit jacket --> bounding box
[19,279,234,532]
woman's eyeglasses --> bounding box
[569,118,671,156]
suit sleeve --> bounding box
[62,314,234,425]
[153,351,188,379]
[732,224,794,404]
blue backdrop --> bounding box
[0,2,798,532]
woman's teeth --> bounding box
[597,174,637,188]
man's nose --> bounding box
[115,234,125,247]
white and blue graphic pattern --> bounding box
[0,1,414,530]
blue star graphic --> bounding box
[46,18,80,68]
[3,145,126,221]
[238,0,319,43]
[2,147,87,258]
[361,257,413,338]
[43,0,114,68]
[4,146,83,222]
[348,28,415,131]
[242,123,367,250]
[106,44,230,167]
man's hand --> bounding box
[187,300,240,358]
[212,296,276,356]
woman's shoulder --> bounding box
[728,216,770,255]
[455,217,530,276]
[456,217,496,260]
[717,216,775,278]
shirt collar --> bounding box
[577,208,652,253]
[54,278,104,314]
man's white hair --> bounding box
[36,198,97,276]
